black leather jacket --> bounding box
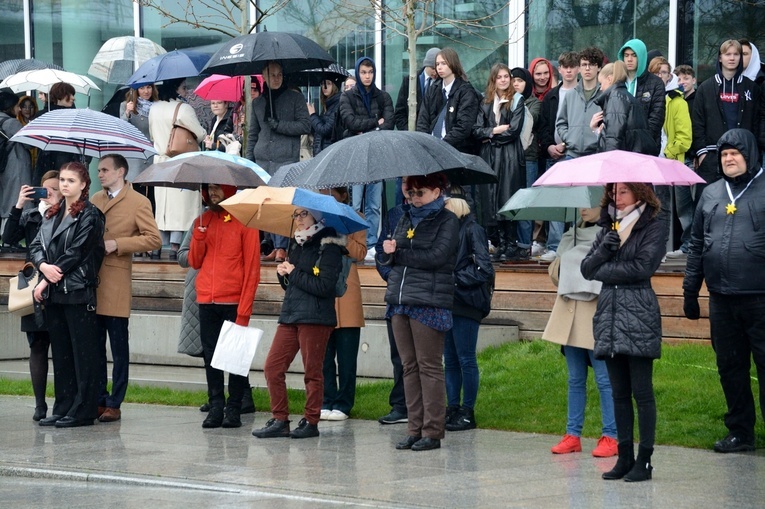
[29,202,105,303]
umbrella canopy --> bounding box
[0,58,64,81]
[133,150,270,190]
[202,32,334,76]
[269,130,496,188]
[498,186,604,222]
[533,150,706,187]
[193,74,244,101]
[290,63,351,87]
[126,49,210,88]
[88,36,166,84]
[11,108,156,160]
[0,69,100,95]
[221,186,367,237]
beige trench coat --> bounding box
[334,223,366,329]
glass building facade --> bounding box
[1,1,764,110]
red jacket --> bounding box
[189,209,261,325]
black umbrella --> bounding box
[288,63,351,87]
[201,32,334,76]
[0,58,64,81]
[269,131,497,188]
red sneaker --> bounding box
[592,435,618,457]
[551,434,582,454]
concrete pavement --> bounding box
[1,395,765,508]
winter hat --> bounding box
[423,48,441,68]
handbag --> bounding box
[166,103,198,157]
[211,320,263,377]
[8,262,37,316]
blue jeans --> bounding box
[563,345,616,438]
[444,315,480,409]
[352,182,381,247]
[517,160,538,247]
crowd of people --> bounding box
[2,33,765,485]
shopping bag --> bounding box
[210,320,263,377]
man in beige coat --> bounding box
[92,154,161,422]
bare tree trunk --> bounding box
[405,0,418,132]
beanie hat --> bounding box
[423,48,441,68]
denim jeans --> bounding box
[352,182,382,247]
[563,345,616,438]
[605,355,656,448]
[444,315,480,409]
[517,160,538,247]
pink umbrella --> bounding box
[533,150,706,186]
[193,74,244,101]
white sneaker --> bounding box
[320,409,331,420]
[327,409,349,421]
[540,250,557,262]
[364,247,376,262]
[531,241,545,257]
[488,240,497,255]
[666,249,687,258]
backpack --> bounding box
[0,117,13,174]
[316,244,353,297]
[331,89,387,143]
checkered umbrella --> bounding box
[11,108,156,160]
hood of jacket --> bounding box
[619,39,649,79]
[354,57,377,91]
[717,128,761,182]
[528,57,555,100]
[510,67,533,100]
[743,42,762,81]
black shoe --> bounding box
[222,407,242,428]
[149,249,161,260]
[202,407,224,428]
[241,388,256,414]
[395,435,421,450]
[39,414,64,427]
[169,250,178,261]
[290,418,319,439]
[252,418,290,438]
[713,434,755,453]
[445,405,460,426]
[199,402,211,412]
[411,437,441,451]
[602,442,635,480]
[624,445,653,482]
[55,416,95,428]
[446,407,476,431]
[33,405,47,422]
[260,239,274,256]
[378,409,408,424]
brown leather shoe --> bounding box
[97,406,107,417]
[274,248,287,262]
[262,249,278,261]
[99,407,121,422]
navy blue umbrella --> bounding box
[126,49,210,88]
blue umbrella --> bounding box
[220,186,368,236]
[126,49,210,88]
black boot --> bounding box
[446,406,477,431]
[495,227,507,262]
[241,387,256,414]
[445,405,460,426]
[602,442,635,480]
[624,445,653,482]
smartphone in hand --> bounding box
[30,187,48,199]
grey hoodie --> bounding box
[556,80,602,158]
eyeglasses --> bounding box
[407,189,429,198]
[292,210,310,219]
[580,63,596,69]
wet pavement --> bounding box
[1,396,765,508]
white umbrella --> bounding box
[11,108,156,160]
[0,69,100,95]
[88,36,166,84]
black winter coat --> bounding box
[337,86,394,137]
[278,227,344,327]
[452,215,495,321]
[416,77,480,154]
[691,73,765,184]
[28,202,105,305]
[393,69,428,131]
[634,72,666,153]
[310,92,340,155]
[684,129,765,296]
[383,205,460,309]
[581,205,665,359]
[537,84,561,162]
[472,97,525,224]
[595,83,657,155]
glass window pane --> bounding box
[0,0,25,61]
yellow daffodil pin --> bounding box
[313,266,320,276]
[407,228,415,239]
[223,214,232,222]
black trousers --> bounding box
[46,302,100,420]
[386,319,407,414]
[97,315,130,409]
[709,292,765,442]
[199,304,248,410]
[605,355,656,449]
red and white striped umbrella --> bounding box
[11,108,156,160]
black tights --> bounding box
[605,355,656,448]
[28,332,50,408]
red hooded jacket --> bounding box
[529,57,556,102]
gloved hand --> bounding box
[601,230,621,252]
[683,291,700,320]
[266,118,279,132]
[217,134,241,156]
